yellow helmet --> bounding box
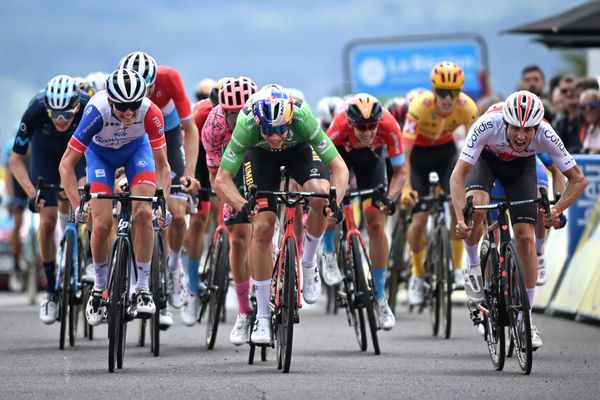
[430,61,464,90]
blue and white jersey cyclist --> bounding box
[9,75,89,325]
[59,69,172,327]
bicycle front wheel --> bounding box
[108,239,128,373]
[438,227,453,339]
[277,237,296,373]
[206,231,229,350]
[425,239,440,337]
[339,240,366,351]
[352,235,380,355]
[387,214,410,315]
[480,240,505,371]
[505,243,532,375]
[149,231,163,356]
[58,231,74,350]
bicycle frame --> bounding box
[274,201,303,310]
[56,212,81,295]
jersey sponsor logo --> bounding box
[466,120,493,148]
[152,116,162,129]
[317,138,329,150]
[309,168,320,177]
[85,106,93,115]
[136,159,148,168]
[82,113,101,134]
[95,169,106,178]
[231,136,243,148]
[114,128,127,138]
[542,129,568,156]
[309,127,320,140]
[244,161,254,187]
[19,122,26,133]
[403,119,416,134]
[14,136,29,147]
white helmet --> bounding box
[44,75,79,110]
[502,90,545,128]
[106,69,147,103]
[118,51,157,86]
[84,71,109,93]
[316,96,343,126]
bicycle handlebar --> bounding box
[79,183,167,219]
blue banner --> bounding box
[348,40,484,99]
[567,155,600,258]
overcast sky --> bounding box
[0,0,589,139]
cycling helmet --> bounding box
[316,96,344,126]
[502,90,545,128]
[431,61,464,90]
[106,69,147,103]
[346,93,382,124]
[44,75,80,110]
[384,97,407,125]
[118,52,157,86]
[84,71,108,93]
[196,78,216,101]
[74,77,96,97]
[209,77,233,107]
[218,76,258,111]
[252,84,293,134]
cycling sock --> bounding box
[322,228,336,254]
[168,249,182,272]
[235,280,252,314]
[136,261,151,291]
[535,237,545,255]
[254,279,271,319]
[410,249,426,276]
[187,258,200,293]
[371,266,387,301]
[58,211,68,233]
[451,239,464,269]
[465,242,480,269]
[301,231,320,266]
[43,260,56,294]
[527,287,535,323]
[93,260,108,291]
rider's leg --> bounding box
[186,210,209,294]
[38,206,58,294]
[364,207,388,301]
[229,223,252,314]
[250,211,276,320]
[130,183,155,291]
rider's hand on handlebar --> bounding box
[543,206,564,229]
[400,187,418,207]
[241,201,260,222]
[156,209,173,229]
[180,176,200,193]
[28,196,44,213]
[324,204,343,225]
[74,206,88,224]
[455,220,471,239]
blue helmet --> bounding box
[44,75,80,110]
[252,84,294,135]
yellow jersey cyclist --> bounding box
[401,61,478,305]
[450,90,586,348]
[214,84,348,344]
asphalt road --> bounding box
[0,291,599,400]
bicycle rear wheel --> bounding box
[387,214,409,315]
[277,237,296,373]
[480,240,505,371]
[352,235,380,355]
[438,227,453,339]
[108,239,128,373]
[206,231,229,350]
[59,231,74,350]
[505,243,532,375]
[149,231,163,356]
[68,240,85,347]
[339,241,366,351]
[425,239,440,337]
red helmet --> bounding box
[218,76,258,111]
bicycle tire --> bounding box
[426,239,440,337]
[69,241,85,347]
[505,242,532,375]
[387,215,409,315]
[59,231,73,350]
[480,239,505,370]
[352,235,380,355]
[150,231,161,356]
[206,230,229,350]
[116,249,131,370]
[438,227,453,339]
[277,236,296,373]
[339,241,366,351]
[108,239,127,372]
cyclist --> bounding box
[214,84,349,344]
[450,90,586,349]
[195,78,216,102]
[316,96,344,131]
[191,77,259,345]
[119,52,200,317]
[59,68,172,326]
[324,93,405,330]
[401,61,478,305]
[385,97,408,131]
[9,75,90,324]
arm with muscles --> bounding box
[59,148,85,221]
[399,142,416,205]
[9,152,36,205]
[449,159,475,239]
[180,117,200,191]
[547,163,567,198]
[545,165,586,228]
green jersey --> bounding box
[219,97,339,174]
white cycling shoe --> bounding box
[536,254,548,286]
[230,313,252,346]
[321,253,343,286]
[85,289,106,327]
[408,275,425,305]
[159,305,173,330]
[453,268,465,289]
[134,289,156,319]
[40,293,58,325]
[302,264,322,304]
[250,317,272,345]
[180,292,199,327]
[374,299,396,330]
[465,265,484,303]
[169,265,187,309]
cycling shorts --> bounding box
[338,146,387,208]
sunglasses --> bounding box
[435,88,460,99]
[113,100,143,112]
[47,108,77,121]
[560,87,575,96]
[261,124,289,136]
[353,122,379,131]
[580,101,598,111]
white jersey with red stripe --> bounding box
[68,91,166,155]
[459,108,576,172]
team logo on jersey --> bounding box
[310,168,320,177]
[152,116,162,129]
[95,169,106,178]
[317,139,329,150]
[19,122,26,133]
[114,128,127,138]
[403,119,416,134]
[85,107,93,115]
[136,159,148,168]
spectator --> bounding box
[522,65,546,97]
[575,76,600,99]
[553,75,583,154]
[549,74,563,99]
[579,89,600,154]
[551,86,565,115]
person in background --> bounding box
[552,75,582,154]
[551,86,565,116]
[575,77,600,99]
[579,89,600,154]
[522,65,546,98]
[195,78,216,102]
